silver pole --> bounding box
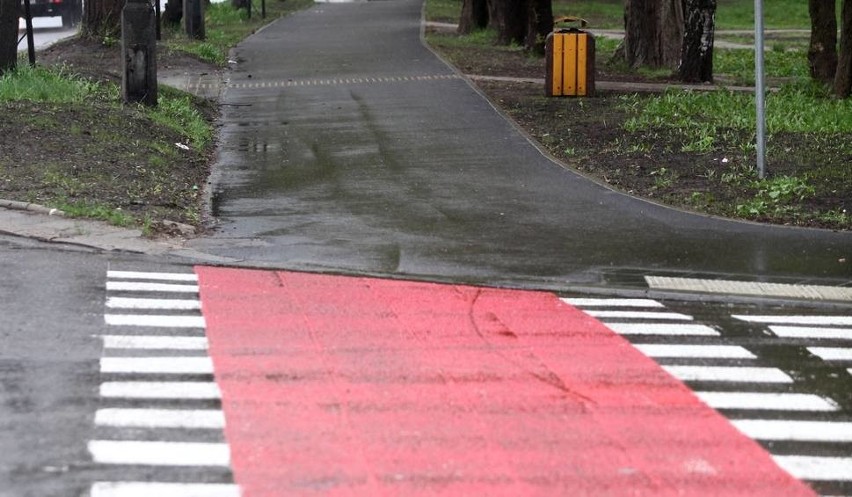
[754,0,766,179]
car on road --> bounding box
[21,0,82,28]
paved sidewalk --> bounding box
[2,0,850,301]
[185,0,851,290]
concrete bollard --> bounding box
[184,0,205,40]
[121,0,158,106]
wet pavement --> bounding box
[187,0,851,291]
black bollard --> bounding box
[121,0,158,106]
[184,0,205,40]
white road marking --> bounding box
[769,325,852,340]
[100,357,214,374]
[731,419,852,442]
[807,347,852,361]
[662,366,793,383]
[584,310,694,320]
[561,298,664,308]
[646,276,852,301]
[104,314,206,328]
[95,409,225,429]
[694,392,838,411]
[106,297,201,310]
[733,315,852,326]
[101,335,208,350]
[635,344,756,359]
[605,323,719,336]
[88,440,230,466]
[772,455,852,481]
[107,271,198,282]
[100,382,221,399]
[106,282,199,293]
[91,482,241,497]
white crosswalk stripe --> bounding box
[93,269,235,494]
[570,297,852,495]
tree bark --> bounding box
[458,0,488,35]
[489,0,526,46]
[623,0,683,70]
[524,0,552,54]
[162,0,183,27]
[835,0,852,97]
[678,0,716,83]
[81,0,123,38]
[808,0,838,84]
[0,0,18,75]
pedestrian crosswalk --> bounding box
[90,269,238,497]
[565,297,852,497]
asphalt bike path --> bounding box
[187,0,851,290]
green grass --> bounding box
[148,90,212,149]
[715,47,810,85]
[0,64,111,103]
[552,0,623,30]
[424,0,461,23]
[425,0,825,31]
[716,0,841,30]
[56,200,135,226]
[165,0,314,67]
[622,83,852,136]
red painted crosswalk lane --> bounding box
[195,267,816,496]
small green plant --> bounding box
[736,175,815,218]
[650,167,677,189]
[0,65,105,103]
[682,133,715,153]
[57,201,134,226]
[148,93,211,149]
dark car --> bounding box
[21,0,82,28]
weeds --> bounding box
[0,65,108,103]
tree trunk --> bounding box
[82,0,123,38]
[162,0,183,27]
[0,0,18,75]
[678,0,716,83]
[231,0,250,11]
[489,0,525,46]
[835,0,852,97]
[458,0,488,35]
[660,0,684,67]
[808,0,838,84]
[524,0,552,54]
[623,0,683,70]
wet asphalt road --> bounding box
[188,0,851,289]
[1,235,850,495]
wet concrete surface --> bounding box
[189,0,852,290]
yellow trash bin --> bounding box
[545,17,595,97]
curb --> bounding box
[0,199,66,217]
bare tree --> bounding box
[678,0,716,83]
[0,0,18,75]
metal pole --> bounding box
[754,0,766,179]
[23,0,36,66]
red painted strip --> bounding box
[196,267,816,497]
